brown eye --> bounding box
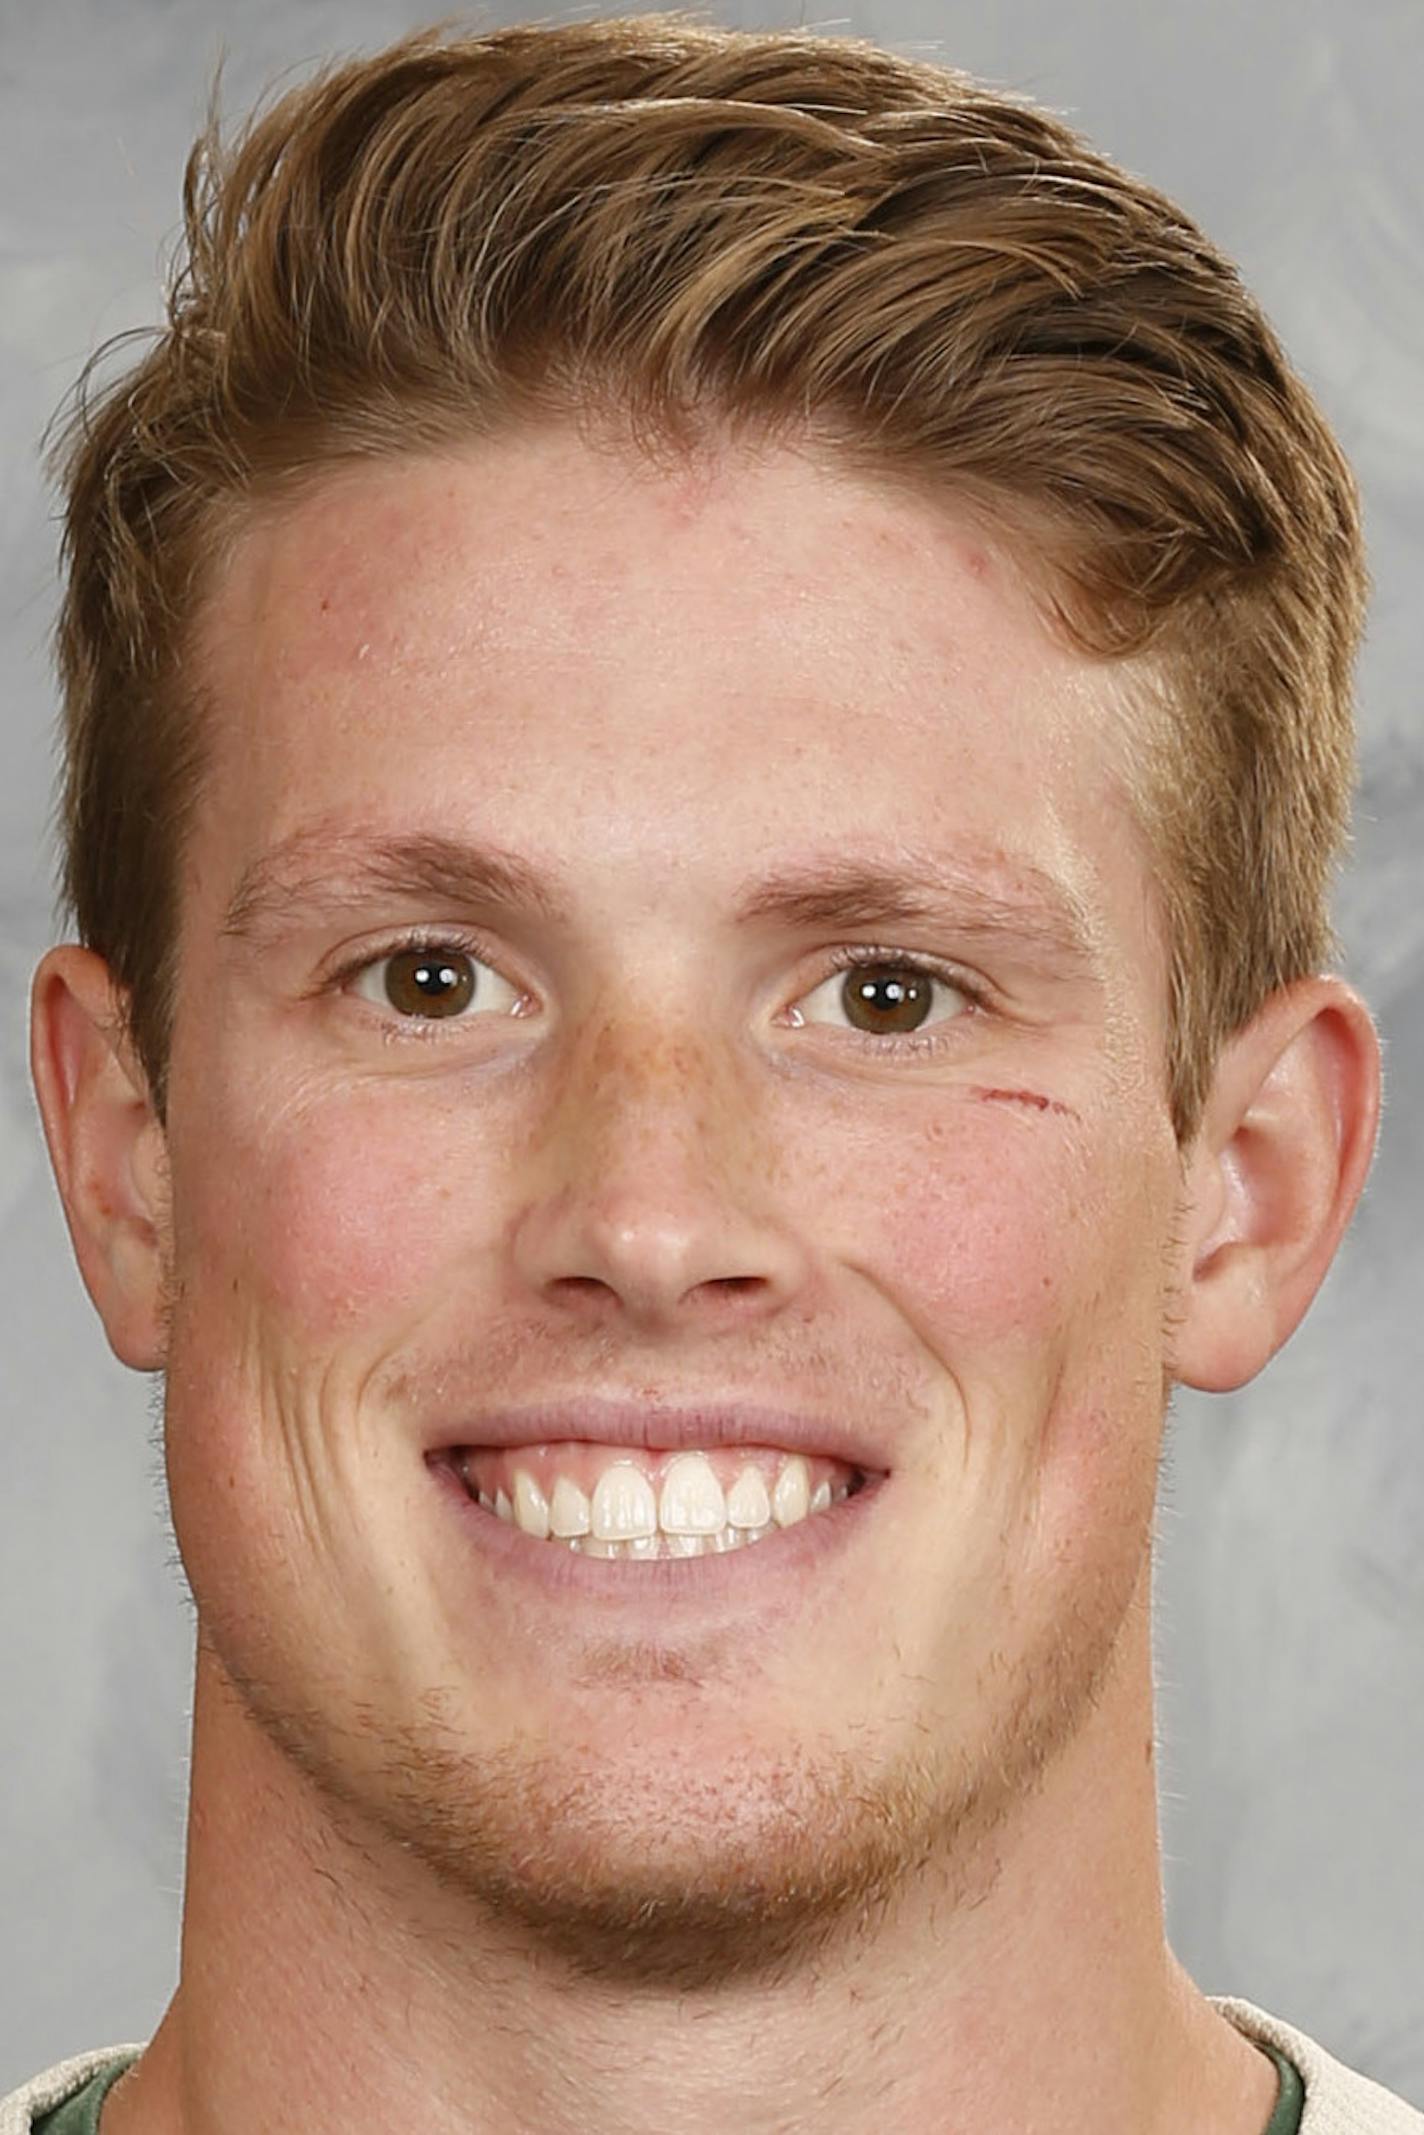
[383,949,476,1017]
[793,958,969,1041]
[840,963,935,1034]
[350,943,523,1024]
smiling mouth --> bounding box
[442,1443,868,1560]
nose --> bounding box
[508,1017,811,1335]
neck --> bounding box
[105,1580,1278,2135]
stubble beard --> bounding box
[201,1531,1145,1995]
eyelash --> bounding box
[328,928,990,1056]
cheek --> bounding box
[173,1081,482,1343]
[849,1104,1105,1351]
[861,1104,1171,1580]
[842,1095,1173,1516]
[163,1084,479,1602]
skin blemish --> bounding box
[971,1084,1078,1120]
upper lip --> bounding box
[431,1397,887,1475]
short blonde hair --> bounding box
[49,13,1366,1141]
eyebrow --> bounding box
[220,825,1100,975]
[221,829,566,942]
[733,853,1098,972]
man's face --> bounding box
[157,427,1183,1980]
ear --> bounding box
[1168,976,1381,1392]
[29,945,170,1370]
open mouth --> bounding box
[437,1442,870,1561]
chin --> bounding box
[364,1731,958,1990]
[431,1759,947,1989]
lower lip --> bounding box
[426,1453,882,1606]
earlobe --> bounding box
[29,945,171,1371]
[1168,977,1382,1393]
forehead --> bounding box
[188,428,1158,983]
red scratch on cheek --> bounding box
[971,1084,1078,1119]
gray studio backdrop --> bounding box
[2,0,1420,2100]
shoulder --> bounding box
[0,2049,143,2134]
[1211,1997,1424,2134]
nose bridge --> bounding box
[510,1002,804,1323]
[547,1003,768,1214]
[580,1010,728,1142]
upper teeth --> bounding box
[464,1449,847,1554]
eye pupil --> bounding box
[843,965,933,1033]
[384,948,476,1018]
